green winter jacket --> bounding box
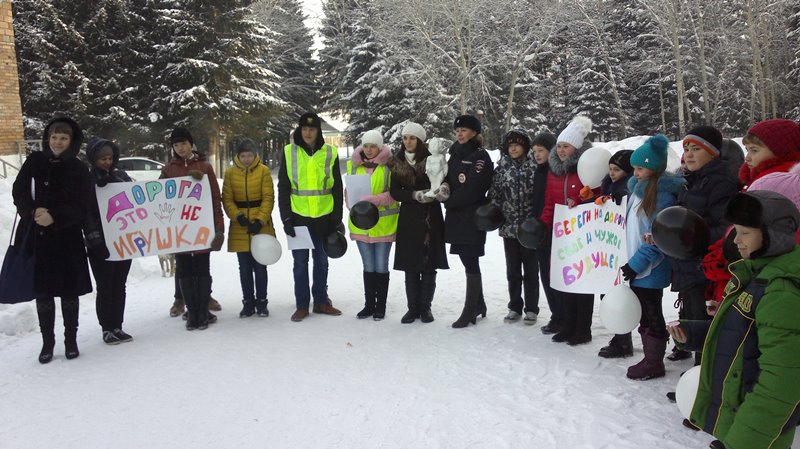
[682,246,800,449]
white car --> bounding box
[117,157,165,181]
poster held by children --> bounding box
[96,176,216,260]
[550,200,628,293]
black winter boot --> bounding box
[552,295,576,342]
[401,272,422,324]
[373,272,390,321]
[419,271,437,323]
[36,298,56,364]
[357,272,376,319]
[239,299,256,318]
[62,296,80,360]
[196,276,213,330]
[567,295,594,346]
[598,333,634,358]
[178,277,199,330]
[452,273,481,328]
[256,298,269,317]
[627,328,667,380]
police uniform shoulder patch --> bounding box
[475,160,485,173]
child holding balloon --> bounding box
[222,138,275,318]
[345,130,399,321]
[668,190,800,449]
[617,135,685,380]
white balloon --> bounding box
[251,234,282,266]
[599,283,642,334]
[577,146,612,189]
[676,365,702,419]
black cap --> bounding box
[531,132,556,151]
[608,149,634,174]
[453,115,481,134]
[298,112,322,130]
[170,127,193,146]
[504,129,531,152]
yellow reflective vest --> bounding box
[284,143,336,218]
[346,161,399,237]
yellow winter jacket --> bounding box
[222,154,276,252]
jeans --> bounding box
[356,241,392,273]
[292,232,329,308]
[237,251,268,301]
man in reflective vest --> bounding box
[278,112,344,322]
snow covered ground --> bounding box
[0,168,796,449]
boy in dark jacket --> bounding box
[530,132,561,334]
[489,130,539,324]
[161,127,225,331]
[84,137,134,344]
[12,117,93,363]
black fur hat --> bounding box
[725,190,800,258]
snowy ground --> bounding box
[0,169,796,449]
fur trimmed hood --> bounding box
[548,140,591,176]
[351,144,392,168]
[42,117,84,159]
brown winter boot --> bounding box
[208,296,222,311]
[313,302,342,315]
[627,328,667,380]
[169,298,185,317]
[291,308,310,322]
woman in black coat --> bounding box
[444,115,494,328]
[389,122,448,324]
[12,117,93,363]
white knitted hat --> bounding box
[557,116,593,149]
[402,122,427,142]
[361,129,384,147]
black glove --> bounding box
[88,243,110,260]
[620,263,637,282]
[236,213,249,227]
[248,220,263,234]
[96,176,111,188]
[283,218,296,238]
[611,190,626,206]
[722,228,740,262]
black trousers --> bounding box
[89,256,132,331]
[537,243,562,323]
[632,286,666,338]
[174,253,212,299]
[503,237,540,314]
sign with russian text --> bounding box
[550,200,628,293]
[96,177,215,260]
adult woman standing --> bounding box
[445,115,494,328]
[389,122,448,323]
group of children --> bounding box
[8,112,800,449]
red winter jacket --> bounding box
[540,142,597,229]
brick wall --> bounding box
[0,1,24,156]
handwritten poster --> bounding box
[550,199,628,294]
[96,177,215,260]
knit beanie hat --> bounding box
[236,138,258,155]
[683,125,722,158]
[453,115,481,134]
[531,132,556,150]
[298,112,322,130]
[361,130,384,147]
[504,129,531,152]
[170,127,193,146]
[631,134,670,172]
[402,122,427,142]
[608,149,633,174]
[746,119,800,159]
[725,190,800,258]
[557,116,592,149]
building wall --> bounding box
[0,1,24,156]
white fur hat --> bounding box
[361,129,384,147]
[557,116,593,149]
[402,121,427,142]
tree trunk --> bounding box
[691,0,711,124]
[669,0,686,136]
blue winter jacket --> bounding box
[625,173,686,289]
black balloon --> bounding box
[323,231,348,259]
[474,203,504,231]
[652,206,711,260]
[517,217,547,249]
[350,201,380,230]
